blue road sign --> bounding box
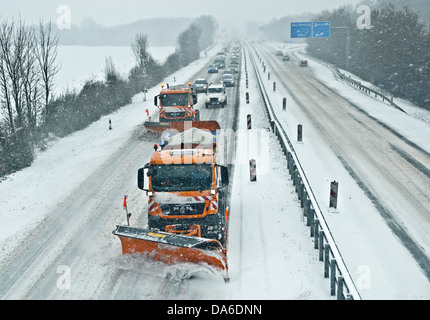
[290,22,312,38]
[312,21,330,38]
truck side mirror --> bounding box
[154,95,158,106]
[137,168,145,190]
[220,166,229,187]
[138,163,150,190]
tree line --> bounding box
[0,15,218,179]
[305,2,430,111]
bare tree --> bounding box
[0,21,15,133]
[0,19,28,131]
[22,26,42,130]
[34,20,60,121]
[104,55,119,83]
[131,33,152,71]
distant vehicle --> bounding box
[227,65,239,73]
[232,46,241,53]
[282,54,290,61]
[299,60,308,67]
[230,58,239,65]
[221,74,235,87]
[223,69,236,76]
[193,78,209,93]
[215,61,225,69]
[208,64,218,73]
[205,82,227,108]
[276,50,283,56]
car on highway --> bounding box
[205,82,227,108]
[299,60,308,67]
[282,54,290,61]
[193,78,209,93]
[221,74,235,87]
[208,64,218,73]
[227,65,239,73]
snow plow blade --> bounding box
[169,121,221,132]
[144,120,221,133]
[143,121,172,133]
[113,225,228,272]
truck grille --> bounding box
[210,98,220,103]
[165,111,186,118]
[160,203,205,216]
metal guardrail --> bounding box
[245,43,362,300]
[299,51,407,114]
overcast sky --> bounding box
[0,0,362,28]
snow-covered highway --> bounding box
[1,39,430,301]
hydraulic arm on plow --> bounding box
[113,122,230,281]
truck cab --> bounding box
[154,84,199,122]
[137,127,229,245]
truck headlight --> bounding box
[218,97,222,101]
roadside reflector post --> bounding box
[263,65,266,73]
[314,219,320,249]
[318,231,324,261]
[287,152,292,173]
[247,114,252,129]
[246,92,249,104]
[304,198,310,221]
[273,82,276,91]
[329,180,339,209]
[283,97,287,110]
[297,124,303,142]
[109,119,112,130]
[123,195,131,226]
[309,208,315,236]
[337,277,345,300]
[249,159,257,182]
[330,259,336,295]
[268,72,270,80]
[324,244,330,278]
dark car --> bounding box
[282,54,290,61]
[221,74,235,87]
[299,60,308,67]
[223,69,236,76]
[227,65,239,73]
[193,78,208,93]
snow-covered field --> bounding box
[1,39,430,300]
[55,45,175,95]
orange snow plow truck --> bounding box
[113,121,230,280]
[144,83,200,133]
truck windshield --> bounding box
[159,93,189,106]
[151,164,213,192]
